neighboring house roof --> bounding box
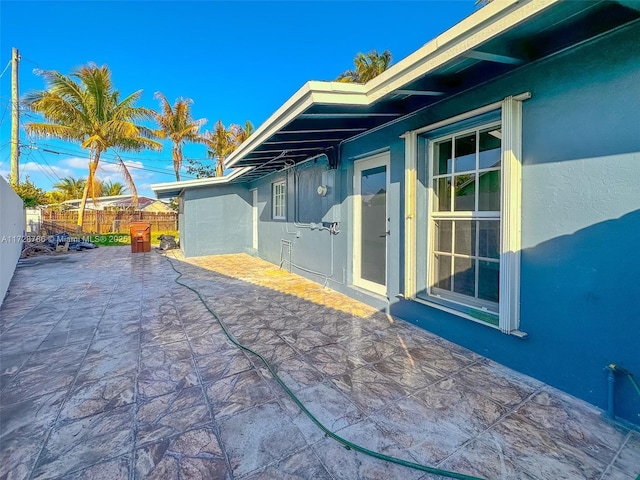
[59,195,172,212]
[151,0,640,199]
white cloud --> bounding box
[59,157,89,169]
[98,160,154,185]
[21,161,73,178]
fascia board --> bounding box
[150,167,253,194]
[365,0,560,102]
[225,81,367,169]
[223,83,314,169]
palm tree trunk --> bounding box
[216,158,223,177]
[173,144,181,181]
[77,150,101,232]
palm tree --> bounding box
[153,92,206,181]
[52,176,86,200]
[100,180,128,196]
[201,120,234,178]
[24,63,162,230]
[201,120,254,177]
[336,50,392,83]
[230,120,254,145]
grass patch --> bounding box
[87,230,179,247]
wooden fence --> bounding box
[40,210,178,234]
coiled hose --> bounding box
[163,252,485,480]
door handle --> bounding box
[379,230,390,237]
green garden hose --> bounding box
[163,253,485,480]
[609,364,640,398]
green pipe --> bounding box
[162,253,485,480]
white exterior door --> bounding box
[353,152,389,296]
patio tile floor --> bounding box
[0,246,638,479]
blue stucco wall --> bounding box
[181,184,252,257]
[180,22,640,424]
[344,22,640,425]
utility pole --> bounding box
[10,47,20,187]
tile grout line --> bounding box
[597,430,631,480]
[432,384,545,474]
[360,355,488,424]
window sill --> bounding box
[405,294,527,337]
[414,292,500,327]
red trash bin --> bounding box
[130,222,151,253]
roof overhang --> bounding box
[152,0,640,194]
[151,166,253,198]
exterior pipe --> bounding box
[607,365,616,418]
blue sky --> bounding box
[0,1,478,197]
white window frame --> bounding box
[427,122,502,313]
[403,94,526,335]
[272,180,286,220]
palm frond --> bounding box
[114,153,138,206]
[335,50,392,83]
[25,123,81,141]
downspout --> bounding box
[607,364,616,418]
[605,363,640,420]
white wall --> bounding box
[0,176,25,305]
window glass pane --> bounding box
[434,177,451,212]
[454,133,476,173]
[478,220,500,259]
[479,128,501,169]
[434,140,453,175]
[478,170,500,211]
[428,123,503,311]
[478,260,499,303]
[360,166,387,286]
[454,174,475,211]
[454,220,476,256]
[434,220,452,253]
[434,254,451,290]
[453,257,475,297]
[273,182,285,218]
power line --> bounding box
[19,56,40,68]
[19,141,198,179]
[0,60,10,79]
[0,153,11,170]
[19,149,58,184]
[25,132,64,182]
[0,101,10,127]
[17,109,212,164]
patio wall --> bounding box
[182,184,252,257]
[0,176,24,305]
